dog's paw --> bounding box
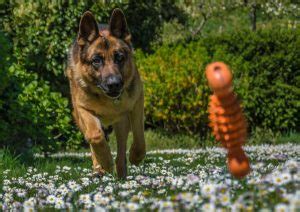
[129,146,146,166]
[92,165,106,178]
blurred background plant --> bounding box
[0,0,299,154]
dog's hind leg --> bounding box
[129,93,146,165]
[113,115,130,179]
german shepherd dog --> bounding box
[66,9,145,178]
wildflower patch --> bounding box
[1,144,299,210]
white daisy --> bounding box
[126,202,140,211]
[46,195,57,204]
[201,183,216,197]
[54,198,66,209]
[275,203,289,212]
[202,203,216,211]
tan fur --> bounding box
[66,10,145,178]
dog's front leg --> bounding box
[129,93,146,165]
[76,107,114,175]
[113,115,130,179]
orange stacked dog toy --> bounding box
[206,62,250,179]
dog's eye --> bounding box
[91,55,104,68]
[114,52,125,64]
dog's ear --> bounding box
[77,11,99,45]
[109,8,130,41]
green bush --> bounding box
[136,44,211,135]
[0,33,82,153]
[0,63,83,153]
[136,28,300,134]
[0,32,11,106]
[0,32,12,145]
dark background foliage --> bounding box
[0,1,299,153]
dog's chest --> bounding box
[83,93,135,126]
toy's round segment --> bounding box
[205,62,233,97]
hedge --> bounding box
[0,33,82,154]
[136,28,300,134]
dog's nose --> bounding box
[106,75,123,92]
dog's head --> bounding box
[75,9,133,99]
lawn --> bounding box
[0,132,299,211]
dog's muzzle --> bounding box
[97,75,124,99]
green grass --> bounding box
[107,129,203,151]
[106,129,300,151]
